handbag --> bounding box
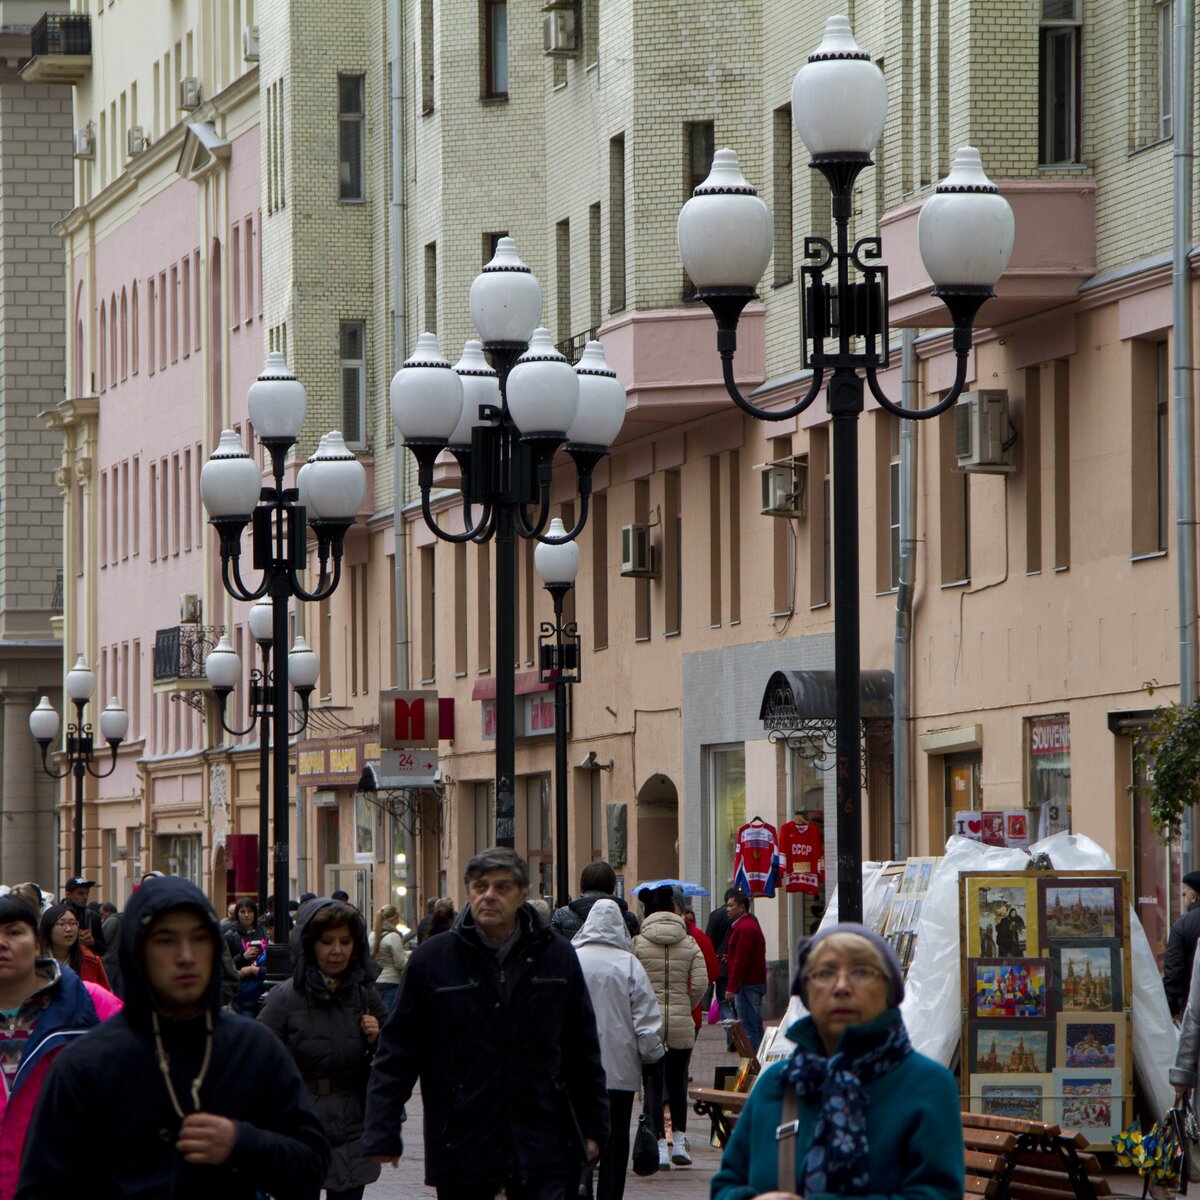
[707,994,721,1025]
[631,1113,659,1176]
[1114,1112,1182,1197]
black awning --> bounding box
[759,669,894,730]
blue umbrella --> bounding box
[631,878,709,897]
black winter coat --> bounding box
[551,892,639,939]
[259,900,389,1193]
[1165,902,1200,1015]
[361,902,610,1186]
[16,877,330,1200]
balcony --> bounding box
[20,12,91,84]
[152,625,223,689]
[880,179,1097,331]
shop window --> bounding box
[1027,714,1071,836]
[709,745,746,895]
[1132,728,1181,968]
[474,781,495,853]
[525,775,552,897]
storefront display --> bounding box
[960,869,1131,1149]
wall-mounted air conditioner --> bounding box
[761,457,808,517]
[73,126,94,159]
[126,126,147,157]
[620,523,658,578]
[243,24,260,61]
[179,76,201,111]
[954,389,1016,473]
[542,0,579,56]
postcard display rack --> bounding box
[960,870,1131,1150]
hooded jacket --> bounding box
[632,912,707,1050]
[362,898,609,1186]
[16,877,330,1200]
[571,900,664,1092]
[0,962,119,1200]
[551,892,640,939]
[258,898,389,1193]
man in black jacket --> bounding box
[550,859,639,938]
[16,876,329,1200]
[363,847,609,1199]
[1165,871,1200,1019]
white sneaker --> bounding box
[672,1133,691,1166]
[658,1138,671,1169]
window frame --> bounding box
[1158,0,1174,141]
[339,320,367,448]
[1039,1,1083,165]
[337,73,366,203]
[483,0,509,100]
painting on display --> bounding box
[969,1073,1053,1123]
[1039,878,1122,943]
[963,875,1040,958]
[969,1023,1053,1075]
[1053,1068,1124,1143]
[1056,1012,1126,1071]
[1049,942,1123,1013]
[969,958,1052,1020]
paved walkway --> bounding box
[367,1023,731,1199]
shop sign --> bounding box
[481,695,567,740]
[380,690,455,748]
[1029,715,1070,756]
[297,734,381,787]
[379,748,439,787]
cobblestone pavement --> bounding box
[366,1023,731,1199]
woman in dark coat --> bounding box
[258,898,388,1200]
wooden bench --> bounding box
[962,1112,1105,1200]
[688,1020,760,1148]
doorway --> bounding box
[636,773,679,882]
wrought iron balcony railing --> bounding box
[153,625,224,683]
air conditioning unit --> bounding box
[761,459,808,517]
[954,389,1016,473]
[179,592,202,623]
[620,523,658,578]
[542,1,579,55]
[126,126,147,157]
[242,24,260,61]
[73,126,94,159]
[179,76,202,111]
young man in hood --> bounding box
[550,860,640,939]
[16,876,329,1200]
[363,847,609,1199]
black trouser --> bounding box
[326,1190,364,1200]
[435,1177,568,1200]
[596,1088,634,1200]
[643,1046,692,1138]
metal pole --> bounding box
[830,367,864,925]
[552,591,569,907]
[257,659,270,916]
[271,568,291,942]
[494,493,517,849]
[73,757,85,880]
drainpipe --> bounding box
[892,329,918,860]
[1174,0,1197,868]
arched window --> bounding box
[109,294,117,387]
[73,282,84,397]
[131,280,139,374]
[120,287,128,380]
[98,303,107,391]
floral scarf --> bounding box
[781,1011,913,1195]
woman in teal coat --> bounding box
[711,924,963,1200]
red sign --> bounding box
[381,690,455,748]
[1029,716,1070,757]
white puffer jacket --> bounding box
[632,911,707,1050]
[572,899,665,1091]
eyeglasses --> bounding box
[804,965,884,989]
[54,919,79,930]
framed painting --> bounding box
[1039,877,1123,943]
[1049,942,1123,1014]
[1053,1068,1124,1144]
[969,1073,1053,1123]
[962,875,1040,958]
[969,1022,1054,1075]
[1055,1013,1126,1071]
[969,958,1053,1020]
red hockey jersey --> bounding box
[733,820,781,897]
[779,819,825,895]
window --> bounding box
[420,546,435,682]
[98,303,107,391]
[808,427,830,607]
[454,542,468,675]
[230,223,241,326]
[181,258,190,358]
[939,406,969,584]
[424,242,437,334]
[483,1,508,98]
[525,775,552,898]
[1157,341,1170,551]
[420,0,434,113]
[244,213,255,320]
[888,416,902,590]
[591,493,608,650]
[1131,341,1170,557]
[665,470,681,635]
[338,74,365,201]
[686,121,715,195]
[1039,0,1082,164]
[482,231,507,267]
[588,202,601,330]
[340,321,366,446]
[169,265,179,361]
[1027,714,1071,832]
[633,479,650,641]
[584,0,598,69]
[771,436,794,615]
[1131,724,1182,967]
[119,288,128,379]
[609,134,625,312]
[1158,0,1174,140]
[708,457,722,626]
[773,107,793,286]
[476,541,492,670]
[555,219,571,344]
[944,752,982,845]
[474,782,496,853]
[709,746,746,897]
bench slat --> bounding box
[964,1129,1019,1154]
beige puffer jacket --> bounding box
[632,912,707,1050]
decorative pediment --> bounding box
[176,121,231,181]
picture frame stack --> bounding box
[882,856,939,971]
[960,869,1130,1149]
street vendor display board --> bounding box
[960,869,1131,1150]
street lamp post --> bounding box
[204,597,320,916]
[535,518,582,907]
[29,656,129,879]
[201,353,365,944]
[391,240,626,846]
[676,16,1015,923]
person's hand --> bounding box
[371,1155,400,1167]
[177,1113,238,1165]
[238,964,259,978]
[585,1138,600,1161]
[78,927,94,946]
[361,1014,380,1044]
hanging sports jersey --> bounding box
[779,819,825,895]
[733,820,781,897]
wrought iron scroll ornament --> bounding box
[361,777,447,839]
[169,625,226,712]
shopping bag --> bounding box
[707,994,721,1025]
[631,1113,659,1176]
[1113,1113,1180,1197]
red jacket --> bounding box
[684,915,720,1029]
[725,912,766,993]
